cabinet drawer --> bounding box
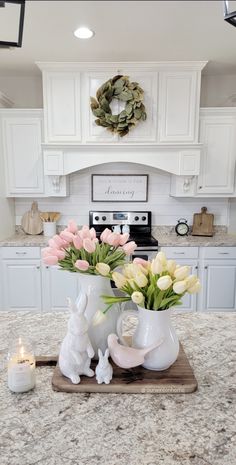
[203,247,236,260]
[1,247,41,259]
[161,247,199,259]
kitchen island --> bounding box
[0,311,235,465]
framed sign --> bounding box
[92,174,148,202]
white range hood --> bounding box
[43,144,201,177]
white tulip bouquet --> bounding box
[102,251,200,311]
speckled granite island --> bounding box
[0,311,235,465]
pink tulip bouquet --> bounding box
[42,220,137,276]
[102,251,200,311]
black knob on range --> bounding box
[142,216,146,221]
[134,216,139,221]
[102,216,107,221]
[94,216,99,221]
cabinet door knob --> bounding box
[195,266,198,270]
[204,265,208,269]
[199,186,203,189]
[36,266,40,270]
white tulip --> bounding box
[156,251,167,268]
[123,263,140,279]
[188,280,201,294]
[95,262,110,276]
[185,275,198,289]
[151,258,163,275]
[131,291,144,305]
[157,275,172,291]
[134,272,148,288]
[92,310,107,326]
[166,260,177,275]
[173,280,187,295]
[112,272,127,289]
[174,266,190,281]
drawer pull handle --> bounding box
[218,252,229,255]
[16,252,27,255]
[174,252,185,255]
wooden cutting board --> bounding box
[21,201,43,235]
[51,344,197,394]
[192,207,214,237]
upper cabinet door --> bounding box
[197,110,236,195]
[43,71,81,143]
[2,112,44,196]
[158,71,200,143]
[83,71,158,143]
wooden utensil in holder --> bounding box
[192,207,214,237]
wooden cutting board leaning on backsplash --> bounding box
[192,207,214,237]
[21,201,43,235]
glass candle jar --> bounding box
[8,338,36,393]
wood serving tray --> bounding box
[50,344,197,394]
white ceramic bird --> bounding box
[107,333,163,369]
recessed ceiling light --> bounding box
[74,27,94,39]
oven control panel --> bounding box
[90,211,150,225]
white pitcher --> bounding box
[117,306,179,371]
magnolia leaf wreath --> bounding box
[90,75,147,137]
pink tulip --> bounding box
[122,241,137,255]
[133,257,149,268]
[89,227,96,240]
[75,259,90,271]
[43,255,59,265]
[119,233,130,246]
[73,235,83,250]
[48,238,58,249]
[60,230,75,242]
[78,225,91,240]
[53,249,66,260]
[83,238,96,253]
[100,228,112,243]
[52,235,69,249]
[67,220,78,234]
[42,247,65,260]
[107,233,121,247]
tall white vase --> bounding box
[76,274,119,358]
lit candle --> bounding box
[8,338,36,393]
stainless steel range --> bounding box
[89,211,158,261]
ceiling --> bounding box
[1,0,236,76]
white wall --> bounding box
[0,126,15,240]
[15,163,229,227]
[201,73,236,107]
[0,75,43,108]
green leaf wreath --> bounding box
[90,75,147,137]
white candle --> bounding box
[8,339,36,393]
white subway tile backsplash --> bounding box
[14,163,229,226]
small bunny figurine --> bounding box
[95,348,113,385]
[59,294,95,384]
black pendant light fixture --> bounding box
[0,0,25,47]
[223,0,236,26]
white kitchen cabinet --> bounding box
[197,109,236,195]
[200,260,236,312]
[2,259,42,311]
[158,70,201,143]
[42,265,78,311]
[84,71,158,143]
[160,247,199,312]
[41,69,81,143]
[1,110,44,196]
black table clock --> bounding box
[175,218,189,236]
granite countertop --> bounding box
[1,227,236,247]
[0,311,235,465]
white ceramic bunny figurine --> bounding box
[59,294,95,384]
[95,348,113,385]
